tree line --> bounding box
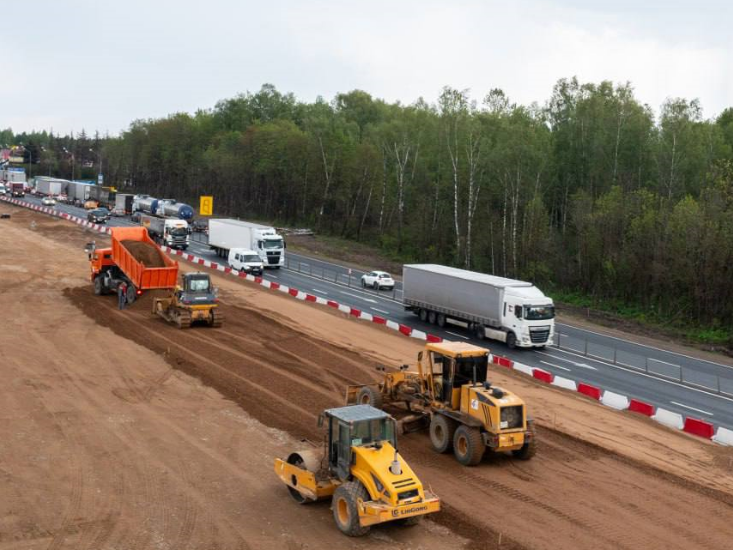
[6,79,733,337]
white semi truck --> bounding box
[139,213,190,250]
[403,264,555,349]
[208,219,285,268]
[34,177,68,197]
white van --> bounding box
[228,248,264,275]
[0,183,6,195]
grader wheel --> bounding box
[356,386,383,409]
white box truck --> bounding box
[208,219,285,268]
[139,213,190,249]
[34,177,68,197]
[403,264,555,349]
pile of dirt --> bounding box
[121,240,166,267]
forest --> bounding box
[6,79,733,341]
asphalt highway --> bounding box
[15,195,733,431]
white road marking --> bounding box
[670,401,714,417]
[540,360,571,372]
[268,274,278,278]
[340,291,377,304]
[312,289,328,295]
[568,361,597,371]
[371,307,390,315]
[446,331,469,340]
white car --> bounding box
[41,196,57,206]
[361,270,395,290]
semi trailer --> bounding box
[403,264,555,349]
[34,177,68,197]
[208,219,285,268]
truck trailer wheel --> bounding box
[419,309,428,322]
[437,314,446,328]
[427,311,437,324]
[332,482,370,537]
[453,426,484,466]
[430,415,457,454]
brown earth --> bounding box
[120,240,166,268]
[2,202,733,550]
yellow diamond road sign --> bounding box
[199,196,213,216]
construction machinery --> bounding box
[346,341,536,466]
[152,272,223,328]
[86,226,178,304]
[274,405,440,537]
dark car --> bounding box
[131,211,142,223]
[192,219,208,232]
[87,208,110,224]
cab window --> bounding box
[515,305,523,319]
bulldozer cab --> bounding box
[421,343,489,410]
[182,273,212,293]
[323,405,397,481]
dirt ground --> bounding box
[2,204,733,550]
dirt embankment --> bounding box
[4,202,733,550]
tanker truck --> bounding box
[403,264,555,349]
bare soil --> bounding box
[2,202,733,550]
[120,239,166,267]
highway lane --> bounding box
[15,195,733,430]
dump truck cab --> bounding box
[274,405,440,536]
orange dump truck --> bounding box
[87,226,179,304]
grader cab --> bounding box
[346,342,536,466]
[274,405,440,536]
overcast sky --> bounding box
[3,0,730,136]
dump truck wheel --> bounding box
[513,421,537,460]
[430,415,457,454]
[332,482,370,537]
[453,426,484,466]
[93,276,103,296]
[357,386,383,409]
[126,285,137,305]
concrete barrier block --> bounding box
[426,334,443,343]
[629,399,655,416]
[315,297,328,306]
[385,320,400,331]
[338,304,351,314]
[552,376,577,391]
[410,329,427,340]
[532,369,554,384]
[359,312,373,322]
[513,363,534,376]
[652,408,684,430]
[601,391,630,410]
[578,383,602,400]
[713,427,733,446]
[683,417,715,439]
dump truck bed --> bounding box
[110,227,178,290]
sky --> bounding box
[2,0,730,136]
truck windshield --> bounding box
[351,418,396,449]
[262,239,282,249]
[525,305,555,320]
[170,227,188,236]
[243,255,261,262]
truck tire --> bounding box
[427,311,437,324]
[430,415,457,454]
[506,332,517,349]
[453,426,484,466]
[93,276,103,296]
[332,481,370,537]
[357,386,383,409]
[437,313,446,328]
[419,309,428,322]
[126,284,137,305]
[473,323,484,340]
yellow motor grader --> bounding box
[273,405,440,537]
[346,341,536,466]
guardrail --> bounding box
[554,332,733,397]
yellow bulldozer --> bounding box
[274,405,440,536]
[346,341,536,466]
[152,272,224,328]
